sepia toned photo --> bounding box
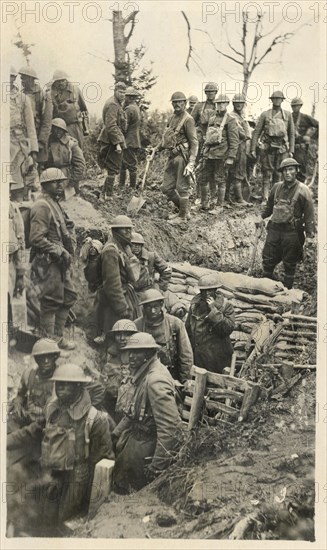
[1,0,326,547]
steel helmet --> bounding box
[115,81,127,90]
[125,86,140,96]
[10,66,18,76]
[278,158,300,171]
[111,319,138,333]
[131,232,145,245]
[32,338,60,356]
[52,70,69,82]
[170,91,187,102]
[270,90,285,99]
[50,363,92,382]
[18,66,37,79]
[110,215,133,228]
[232,94,246,103]
[188,95,198,102]
[51,118,68,131]
[123,332,161,350]
[40,168,68,184]
[204,82,218,92]
[139,289,165,305]
[215,94,230,103]
[198,274,222,290]
[10,180,24,191]
[291,97,303,106]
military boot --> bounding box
[168,191,181,219]
[262,179,270,205]
[119,169,126,188]
[284,274,295,289]
[209,186,225,214]
[209,180,217,209]
[39,309,56,338]
[200,184,210,210]
[168,197,189,225]
[129,171,137,189]
[233,181,248,206]
[55,308,76,350]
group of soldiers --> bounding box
[7,73,317,534]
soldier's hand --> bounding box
[61,249,72,267]
[14,274,25,296]
[174,307,186,319]
[225,157,234,166]
[206,296,216,310]
[183,162,195,177]
[250,150,256,159]
[289,152,293,158]
[255,218,265,229]
[12,400,25,421]
[30,151,38,162]
[116,143,122,153]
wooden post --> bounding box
[88,459,115,519]
[291,301,301,314]
[188,366,207,430]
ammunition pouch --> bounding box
[41,424,76,470]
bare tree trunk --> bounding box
[112,10,138,84]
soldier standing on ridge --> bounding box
[228,94,252,206]
[120,86,141,190]
[291,97,319,183]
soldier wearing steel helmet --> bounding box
[120,86,141,189]
[8,180,26,328]
[49,70,88,148]
[113,332,184,492]
[10,66,39,197]
[29,168,77,349]
[45,118,86,195]
[250,90,295,203]
[201,94,239,211]
[187,94,198,115]
[40,363,113,528]
[95,215,141,336]
[18,66,53,167]
[135,289,193,384]
[186,274,235,373]
[160,91,198,224]
[97,81,127,198]
[130,231,172,294]
[227,93,252,205]
[291,97,319,182]
[256,157,315,289]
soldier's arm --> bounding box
[191,103,200,125]
[38,91,53,147]
[71,142,86,183]
[184,117,198,162]
[77,86,88,114]
[104,103,125,145]
[288,113,295,154]
[250,113,265,151]
[148,376,183,471]
[300,188,316,236]
[89,413,115,465]
[13,205,26,273]
[175,320,193,382]
[152,251,171,283]
[29,203,65,257]
[101,246,129,316]
[205,301,236,336]
[227,118,239,159]
[23,94,39,152]
[262,183,278,219]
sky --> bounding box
[2,0,325,119]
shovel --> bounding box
[127,146,158,215]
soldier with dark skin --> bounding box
[228,94,251,206]
[251,90,295,204]
[18,66,53,168]
[186,275,235,373]
[160,91,198,224]
[46,118,86,195]
[135,289,193,384]
[10,67,38,198]
[113,333,184,493]
[40,363,113,529]
[8,180,25,328]
[120,87,141,189]
[130,232,172,293]
[97,82,127,198]
[29,168,77,349]
[96,215,140,336]
[201,94,239,211]
[291,97,319,183]
[187,95,198,115]
[257,158,315,289]
[49,70,88,148]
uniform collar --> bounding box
[47,388,91,421]
[131,355,156,384]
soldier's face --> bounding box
[233,102,245,113]
[292,105,302,114]
[172,100,186,114]
[143,300,163,323]
[56,79,68,90]
[52,127,66,140]
[205,91,217,101]
[200,288,217,300]
[282,166,297,183]
[43,180,65,200]
[115,331,132,349]
[117,227,132,241]
[130,243,143,257]
[189,101,196,110]
[271,98,283,108]
[10,75,16,86]
[216,102,229,114]
[55,381,81,404]
[20,75,35,91]
[35,353,58,377]
[127,349,151,371]
[115,89,126,104]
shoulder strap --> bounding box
[274,182,284,202]
[173,111,189,135]
[290,183,302,205]
[84,405,98,458]
[35,198,62,239]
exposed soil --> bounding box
[7,170,318,540]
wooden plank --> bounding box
[206,371,250,391]
[238,385,260,422]
[208,388,243,401]
[283,313,317,322]
[206,401,239,416]
[88,459,115,519]
[188,368,207,430]
[181,409,190,421]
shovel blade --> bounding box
[127,195,146,214]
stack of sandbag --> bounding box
[168,262,306,365]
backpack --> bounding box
[271,182,302,224]
[161,111,190,149]
[205,112,228,145]
[265,109,287,138]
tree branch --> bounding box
[253,33,294,69]
[224,26,243,57]
[124,10,139,42]
[181,12,205,76]
[195,28,243,65]
[88,51,113,64]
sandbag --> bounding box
[168,283,187,293]
[187,286,199,296]
[185,277,199,287]
[170,277,187,286]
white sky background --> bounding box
[4,0,323,119]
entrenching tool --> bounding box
[127,145,158,215]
